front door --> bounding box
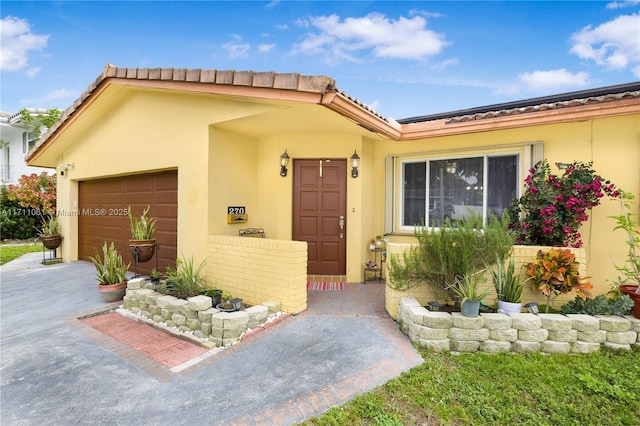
[293,159,347,275]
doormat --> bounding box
[307,281,344,291]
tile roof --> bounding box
[397,81,640,124]
[27,64,640,161]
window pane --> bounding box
[488,155,518,217]
[429,157,483,226]
[403,162,426,226]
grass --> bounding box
[301,347,640,426]
[0,242,43,265]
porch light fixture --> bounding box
[524,302,539,315]
[280,150,290,177]
[350,150,360,178]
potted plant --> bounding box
[36,214,62,250]
[128,205,157,263]
[609,190,640,318]
[203,288,223,306]
[90,242,130,302]
[525,247,592,313]
[486,253,525,314]
[162,256,207,299]
[450,273,490,317]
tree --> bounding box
[19,108,63,139]
[6,172,57,214]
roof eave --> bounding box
[399,96,640,140]
[320,92,401,140]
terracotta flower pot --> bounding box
[620,285,640,319]
[98,282,127,302]
[129,239,156,263]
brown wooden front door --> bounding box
[293,159,347,275]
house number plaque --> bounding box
[227,206,248,223]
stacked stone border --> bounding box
[399,297,640,354]
[122,278,288,349]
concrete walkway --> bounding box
[0,253,423,425]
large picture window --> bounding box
[401,154,518,228]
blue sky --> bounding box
[1,1,639,119]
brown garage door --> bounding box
[78,170,178,275]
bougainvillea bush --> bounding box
[508,160,619,248]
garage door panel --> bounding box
[79,171,177,275]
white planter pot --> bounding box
[497,300,523,315]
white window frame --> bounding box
[388,143,542,234]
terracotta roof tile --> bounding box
[27,65,340,160]
[445,90,640,124]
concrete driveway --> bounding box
[1,253,422,425]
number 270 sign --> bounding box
[228,206,246,214]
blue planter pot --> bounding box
[461,300,481,317]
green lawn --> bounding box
[0,242,43,265]
[301,347,640,426]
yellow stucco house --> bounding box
[27,64,640,315]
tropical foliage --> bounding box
[526,247,592,312]
[128,205,157,240]
[486,253,525,303]
[609,190,640,289]
[508,160,619,248]
[36,214,60,236]
[162,256,207,299]
[90,242,130,285]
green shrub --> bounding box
[388,211,514,301]
[0,187,39,240]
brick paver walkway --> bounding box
[80,312,210,369]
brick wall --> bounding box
[205,235,308,314]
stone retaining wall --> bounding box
[399,297,640,354]
[122,278,284,348]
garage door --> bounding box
[78,170,178,275]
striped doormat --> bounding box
[306,281,344,291]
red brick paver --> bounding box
[80,312,209,369]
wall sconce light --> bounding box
[280,150,289,177]
[350,150,360,178]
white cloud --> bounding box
[0,16,49,71]
[265,0,280,9]
[223,35,251,58]
[21,88,76,108]
[293,13,448,62]
[606,0,640,9]
[258,43,275,53]
[570,13,640,76]
[518,69,591,92]
[26,67,42,77]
